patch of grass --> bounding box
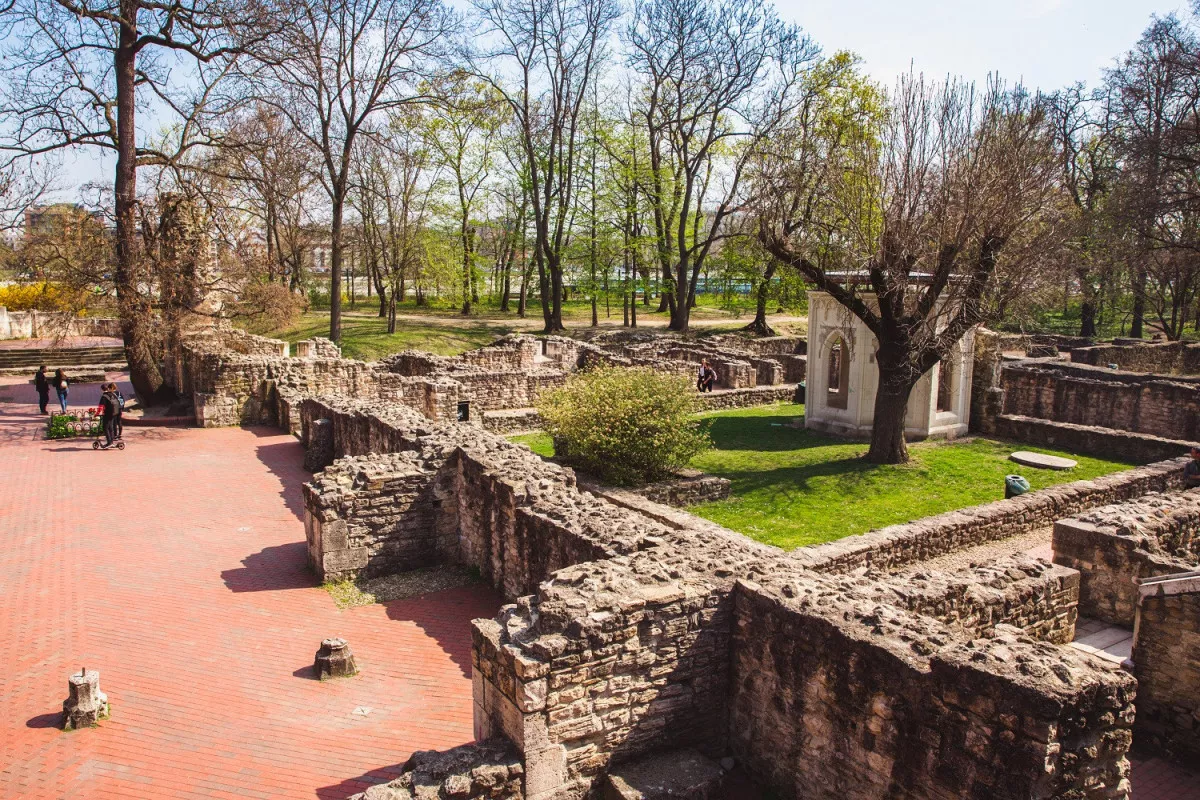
[323,579,376,608]
[267,311,518,360]
[509,431,554,457]
[687,403,1137,549]
[513,403,1139,549]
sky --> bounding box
[50,0,1188,197]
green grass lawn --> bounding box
[510,403,1138,550]
[257,299,804,362]
[265,311,520,360]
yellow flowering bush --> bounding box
[537,366,711,486]
[0,282,78,312]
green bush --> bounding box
[537,366,711,486]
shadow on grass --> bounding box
[711,456,886,497]
[704,413,843,454]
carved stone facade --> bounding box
[805,291,974,440]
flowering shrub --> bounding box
[536,366,711,486]
[0,282,79,312]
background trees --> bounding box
[242,0,453,344]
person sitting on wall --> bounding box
[1186,446,1200,489]
[696,359,717,393]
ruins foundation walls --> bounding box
[1053,492,1200,626]
[730,582,1134,800]
[1131,574,1200,762]
[1072,340,1200,375]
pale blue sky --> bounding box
[791,0,1185,90]
[52,0,1187,195]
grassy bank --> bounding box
[511,403,1137,550]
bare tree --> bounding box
[1044,84,1120,338]
[1106,12,1200,338]
[0,0,262,399]
[627,0,818,332]
[352,114,437,332]
[244,0,453,343]
[471,0,619,332]
[759,76,1063,464]
[211,105,320,290]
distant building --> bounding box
[24,203,104,242]
[805,289,975,440]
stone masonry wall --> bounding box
[250,328,1182,800]
[994,415,1199,464]
[1000,362,1200,441]
[1132,576,1200,762]
[1072,340,1200,375]
[1053,492,1200,626]
[730,579,1134,800]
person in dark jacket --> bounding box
[696,359,717,393]
[53,368,69,413]
[98,383,120,448]
[34,365,50,414]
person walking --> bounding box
[112,383,125,439]
[98,383,120,449]
[696,359,718,393]
[53,368,69,414]
[34,365,50,414]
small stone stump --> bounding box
[62,668,109,730]
[314,637,357,680]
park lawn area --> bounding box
[265,311,519,360]
[510,403,1137,550]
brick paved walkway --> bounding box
[0,376,500,800]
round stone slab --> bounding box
[1010,451,1077,471]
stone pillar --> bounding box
[62,669,109,730]
[314,638,357,680]
[304,418,334,472]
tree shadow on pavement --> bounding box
[220,542,317,592]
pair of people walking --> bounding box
[34,366,70,414]
[97,382,124,448]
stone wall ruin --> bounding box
[166,322,1200,799]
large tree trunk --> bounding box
[1079,299,1097,338]
[866,387,913,464]
[744,262,777,337]
[114,5,166,402]
[866,355,917,465]
[329,193,345,344]
[1131,265,1147,339]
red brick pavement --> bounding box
[0,376,501,799]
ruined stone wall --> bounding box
[1072,340,1200,374]
[791,458,1189,575]
[1000,363,1200,441]
[730,580,1135,800]
[288,390,1156,800]
[697,385,797,411]
[1132,576,1200,762]
[994,415,1198,464]
[1053,492,1200,626]
[303,451,455,581]
[349,740,524,800]
[893,556,1080,643]
[295,337,342,359]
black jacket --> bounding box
[34,371,48,392]
[99,391,119,419]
